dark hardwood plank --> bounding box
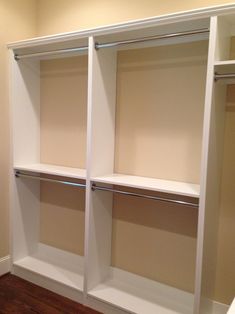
[0,274,102,314]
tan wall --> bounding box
[36,0,235,36]
[214,86,235,304]
[0,0,37,258]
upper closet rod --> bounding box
[214,72,235,81]
[92,184,199,208]
[15,170,86,189]
[14,46,88,61]
[95,28,209,49]
[14,27,209,60]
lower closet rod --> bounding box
[214,72,235,81]
[92,184,198,208]
[15,171,86,189]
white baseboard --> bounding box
[212,300,229,314]
[0,255,11,276]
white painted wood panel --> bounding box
[84,36,117,293]
[194,16,227,314]
[89,267,194,314]
[228,298,235,314]
[14,163,86,179]
[13,243,84,291]
[8,6,235,313]
[92,174,200,197]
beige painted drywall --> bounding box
[36,0,235,36]
[213,39,235,304]
[0,0,37,258]
[112,190,198,292]
[40,181,85,256]
[40,56,88,168]
[114,41,207,183]
[214,89,235,304]
[39,56,87,254]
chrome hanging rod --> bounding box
[214,72,235,81]
[95,28,209,50]
[15,170,86,189]
[92,184,198,208]
[14,46,88,61]
[14,27,209,60]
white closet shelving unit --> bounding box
[8,4,235,314]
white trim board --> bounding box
[0,255,10,276]
[227,298,235,314]
[7,3,235,50]
[212,301,229,314]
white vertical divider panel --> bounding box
[84,37,117,294]
[9,52,40,264]
[194,17,227,314]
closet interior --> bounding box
[8,7,235,314]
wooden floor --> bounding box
[0,273,101,314]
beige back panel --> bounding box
[40,181,85,255]
[115,41,208,184]
[40,55,88,168]
[111,191,197,292]
[40,56,87,254]
[214,84,235,304]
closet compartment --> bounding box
[214,15,235,84]
[91,35,209,194]
[12,173,85,301]
[10,38,88,301]
[88,185,198,314]
[86,19,209,313]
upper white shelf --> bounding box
[14,163,86,180]
[214,60,235,72]
[92,173,200,197]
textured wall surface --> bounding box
[0,0,37,258]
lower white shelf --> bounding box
[88,268,194,314]
[13,243,84,299]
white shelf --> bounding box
[214,60,235,72]
[13,243,84,291]
[89,267,194,314]
[92,173,200,197]
[14,163,86,180]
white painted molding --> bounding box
[7,3,235,50]
[227,298,235,314]
[212,300,229,314]
[0,255,11,276]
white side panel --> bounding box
[194,16,218,314]
[11,57,40,165]
[194,16,227,314]
[9,53,40,263]
[11,177,40,262]
[84,37,117,294]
